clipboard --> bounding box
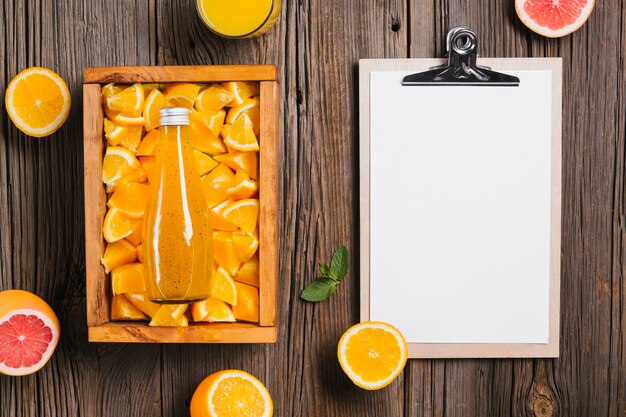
[359,27,562,358]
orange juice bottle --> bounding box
[196,0,281,38]
[143,108,213,303]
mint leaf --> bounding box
[319,262,332,279]
[300,278,337,302]
[330,246,350,282]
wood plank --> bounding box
[84,65,278,83]
[259,80,279,327]
[83,84,108,326]
[89,323,277,343]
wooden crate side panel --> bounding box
[84,65,278,83]
[83,84,109,326]
[259,81,279,327]
[88,323,277,343]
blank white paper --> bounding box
[369,70,552,344]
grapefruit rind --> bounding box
[0,308,60,376]
[515,0,595,38]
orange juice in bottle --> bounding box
[196,0,281,38]
[143,107,213,303]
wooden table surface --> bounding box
[0,0,621,416]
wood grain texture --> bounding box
[84,65,278,83]
[1,0,625,417]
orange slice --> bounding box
[5,67,71,138]
[137,244,143,263]
[195,84,235,111]
[224,113,259,152]
[232,282,259,323]
[149,304,189,327]
[337,322,408,390]
[209,199,238,231]
[143,88,168,131]
[191,297,236,322]
[225,96,259,129]
[110,294,148,321]
[126,219,143,246]
[201,164,235,208]
[190,370,273,417]
[101,83,123,99]
[101,239,137,273]
[139,156,158,184]
[222,199,259,234]
[190,111,227,155]
[232,231,259,262]
[219,123,231,139]
[118,127,143,153]
[107,182,151,218]
[106,168,148,194]
[102,146,141,185]
[194,150,219,176]
[194,109,226,137]
[234,256,259,287]
[165,83,201,109]
[135,129,160,156]
[112,113,145,127]
[214,151,258,180]
[209,266,237,305]
[102,207,135,243]
[111,263,147,295]
[125,293,161,317]
[106,83,144,116]
[226,170,258,200]
[104,118,126,146]
[222,81,260,106]
[142,83,160,96]
[213,232,242,277]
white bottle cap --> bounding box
[159,107,190,126]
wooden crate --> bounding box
[83,65,279,343]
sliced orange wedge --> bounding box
[195,84,235,111]
[101,239,137,273]
[107,182,151,218]
[143,88,167,131]
[224,113,259,152]
[102,207,135,243]
[102,146,141,185]
[226,170,258,200]
[222,81,260,106]
[111,294,148,321]
[222,198,259,234]
[208,266,238,305]
[111,263,147,295]
[214,151,258,180]
[135,129,160,156]
[191,297,236,322]
[106,83,144,116]
[232,282,259,323]
[234,256,259,287]
[165,83,201,109]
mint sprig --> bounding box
[301,246,350,302]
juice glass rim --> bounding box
[196,0,277,39]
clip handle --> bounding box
[401,27,520,86]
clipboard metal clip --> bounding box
[402,27,520,87]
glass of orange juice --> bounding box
[196,0,281,39]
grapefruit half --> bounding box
[0,290,60,376]
[515,0,594,38]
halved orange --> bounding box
[222,81,260,106]
[191,297,235,322]
[222,199,259,234]
[5,67,71,138]
[102,146,141,185]
[143,88,168,131]
[110,294,148,321]
[111,263,147,295]
[209,266,237,305]
[195,84,235,111]
[101,239,137,273]
[102,207,135,243]
[224,114,259,152]
[107,182,151,218]
[106,83,144,116]
[337,322,408,390]
[165,83,201,109]
[232,282,259,323]
[190,370,273,417]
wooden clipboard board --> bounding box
[359,30,562,359]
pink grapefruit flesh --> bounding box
[515,0,594,38]
[0,290,60,376]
